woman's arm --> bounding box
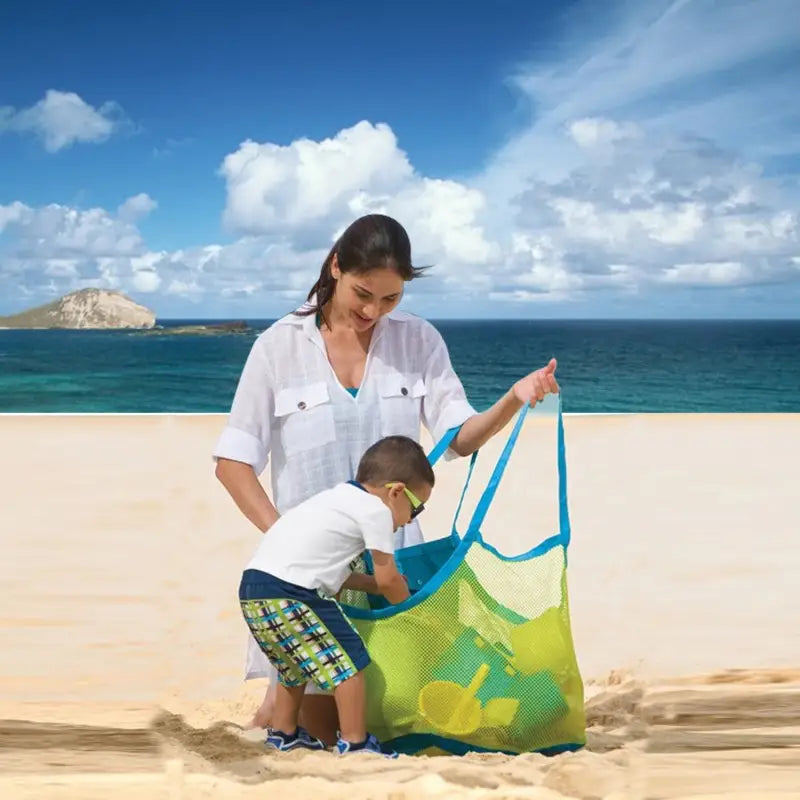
[213,337,278,532]
[451,358,559,457]
[215,458,280,533]
[451,388,524,456]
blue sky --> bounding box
[1,0,799,319]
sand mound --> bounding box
[3,669,798,800]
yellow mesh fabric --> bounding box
[345,538,585,755]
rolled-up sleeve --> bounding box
[212,337,274,475]
[421,327,477,457]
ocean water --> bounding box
[0,319,798,413]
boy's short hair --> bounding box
[356,436,435,489]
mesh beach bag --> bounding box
[340,397,586,756]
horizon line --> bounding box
[150,316,800,323]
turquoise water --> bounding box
[1,319,798,413]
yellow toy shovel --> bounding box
[418,663,490,736]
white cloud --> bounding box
[118,193,157,223]
[220,120,500,284]
[371,178,500,268]
[220,121,413,236]
[510,128,798,292]
[659,261,751,286]
[569,118,641,149]
[0,201,32,232]
[131,269,162,293]
[43,259,80,278]
[0,201,144,258]
[0,90,125,152]
[0,199,157,301]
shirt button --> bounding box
[297,401,307,410]
[400,387,408,396]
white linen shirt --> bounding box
[213,305,477,529]
[213,303,478,681]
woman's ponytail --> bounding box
[296,243,337,320]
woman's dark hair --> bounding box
[295,214,427,319]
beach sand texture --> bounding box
[1,408,798,798]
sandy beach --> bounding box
[1,408,799,798]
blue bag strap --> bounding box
[466,394,571,546]
[466,403,529,534]
[450,449,479,540]
[426,424,461,466]
[426,424,477,542]
[557,395,571,547]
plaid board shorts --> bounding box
[238,569,370,692]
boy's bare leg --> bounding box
[332,671,367,743]
[271,682,307,734]
[298,695,339,746]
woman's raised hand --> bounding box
[512,358,560,405]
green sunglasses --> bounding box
[385,483,425,520]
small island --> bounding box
[141,320,253,336]
[0,289,156,329]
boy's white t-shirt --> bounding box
[245,482,395,597]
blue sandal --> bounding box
[265,725,326,752]
[335,732,398,758]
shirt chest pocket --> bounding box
[274,382,336,457]
[378,372,427,438]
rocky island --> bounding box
[141,320,253,336]
[0,289,156,329]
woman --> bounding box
[213,214,558,743]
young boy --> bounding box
[238,435,434,757]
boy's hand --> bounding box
[370,550,411,604]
